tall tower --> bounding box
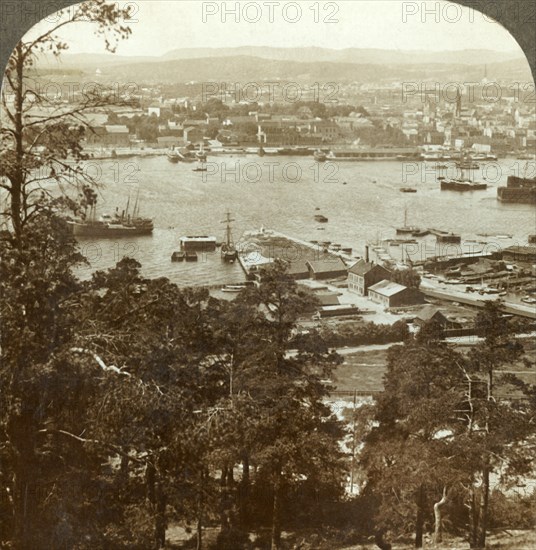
[455,89,462,119]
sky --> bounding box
[25,0,524,57]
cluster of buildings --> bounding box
[347,259,424,308]
[78,78,536,155]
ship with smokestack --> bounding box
[68,185,154,237]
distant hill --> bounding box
[37,46,525,70]
[160,46,524,66]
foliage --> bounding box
[317,319,410,348]
[359,300,535,548]
[390,268,422,289]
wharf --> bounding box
[236,229,358,276]
[269,230,357,263]
[421,284,536,320]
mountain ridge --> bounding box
[36,46,524,69]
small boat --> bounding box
[222,285,246,293]
[316,227,326,231]
[171,251,186,262]
[457,161,480,170]
[193,163,207,172]
[400,187,417,193]
[167,149,181,163]
[185,252,198,262]
[314,214,328,223]
[396,207,420,235]
[314,150,327,162]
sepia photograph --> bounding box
[0,1,535,548]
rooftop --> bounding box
[415,305,445,322]
[307,257,347,274]
[368,279,407,297]
[105,125,129,134]
[348,259,388,276]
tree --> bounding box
[361,301,535,549]
[390,268,421,290]
[0,0,133,244]
[463,301,533,548]
[361,331,466,548]
[233,261,346,550]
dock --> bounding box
[428,228,462,243]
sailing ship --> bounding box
[68,187,153,237]
[221,211,238,263]
[396,207,420,235]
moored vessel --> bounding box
[497,175,536,204]
[68,187,153,238]
[221,212,238,263]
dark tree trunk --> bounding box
[12,43,24,244]
[271,468,282,550]
[146,463,156,504]
[196,469,205,550]
[469,486,479,548]
[374,530,392,550]
[154,481,166,549]
[477,466,490,548]
[119,455,129,485]
[239,454,250,527]
[415,484,425,548]
[9,407,37,548]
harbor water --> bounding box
[73,154,536,286]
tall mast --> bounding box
[125,193,131,220]
[221,211,235,246]
[133,188,140,218]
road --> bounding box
[420,278,536,319]
[287,332,536,358]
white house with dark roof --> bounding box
[368,280,424,308]
[347,260,391,296]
